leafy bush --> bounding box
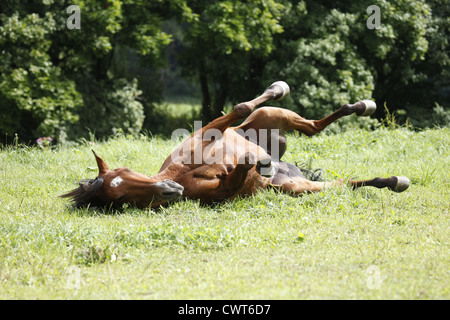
[0,1,175,144]
[72,79,145,140]
[0,12,82,142]
[397,103,450,129]
[265,7,374,119]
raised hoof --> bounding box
[358,100,377,116]
[266,81,290,101]
[389,176,410,193]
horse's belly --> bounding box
[219,129,270,165]
[160,128,270,172]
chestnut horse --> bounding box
[61,81,410,209]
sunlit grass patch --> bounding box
[0,127,448,299]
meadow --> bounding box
[0,119,448,299]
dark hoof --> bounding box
[238,152,256,169]
[357,100,377,116]
[266,81,290,101]
[389,176,410,193]
[256,157,274,177]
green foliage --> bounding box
[263,0,443,122]
[399,102,450,129]
[73,78,144,139]
[0,11,82,141]
[394,0,450,125]
[0,0,184,143]
[178,0,284,119]
[361,0,443,118]
[0,0,448,143]
[266,4,374,119]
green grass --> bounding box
[0,127,448,299]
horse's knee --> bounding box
[234,102,253,118]
[299,120,321,136]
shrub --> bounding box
[72,78,145,140]
[0,12,82,142]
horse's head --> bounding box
[61,151,184,209]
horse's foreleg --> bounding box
[220,154,255,194]
[189,153,256,203]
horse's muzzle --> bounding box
[154,179,184,201]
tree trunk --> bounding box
[213,73,228,119]
[199,63,211,122]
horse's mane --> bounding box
[60,177,105,207]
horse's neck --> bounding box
[154,162,188,181]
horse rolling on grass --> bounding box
[61,81,410,209]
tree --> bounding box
[0,9,82,142]
[1,0,447,143]
[360,0,432,118]
[264,1,374,120]
[177,0,284,121]
[263,0,441,126]
[375,0,450,127]
[0,0,187,142]
[49,0,176,139]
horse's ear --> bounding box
[92,150,109,175]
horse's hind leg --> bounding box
[286,100,377,136]
[348,176,410,193]
[238,99,376,139]
[235,100,376,159]
[271,163,410,195]
[200,81,290,134]
[269,161,334,194]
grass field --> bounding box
[0,125,448,299]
